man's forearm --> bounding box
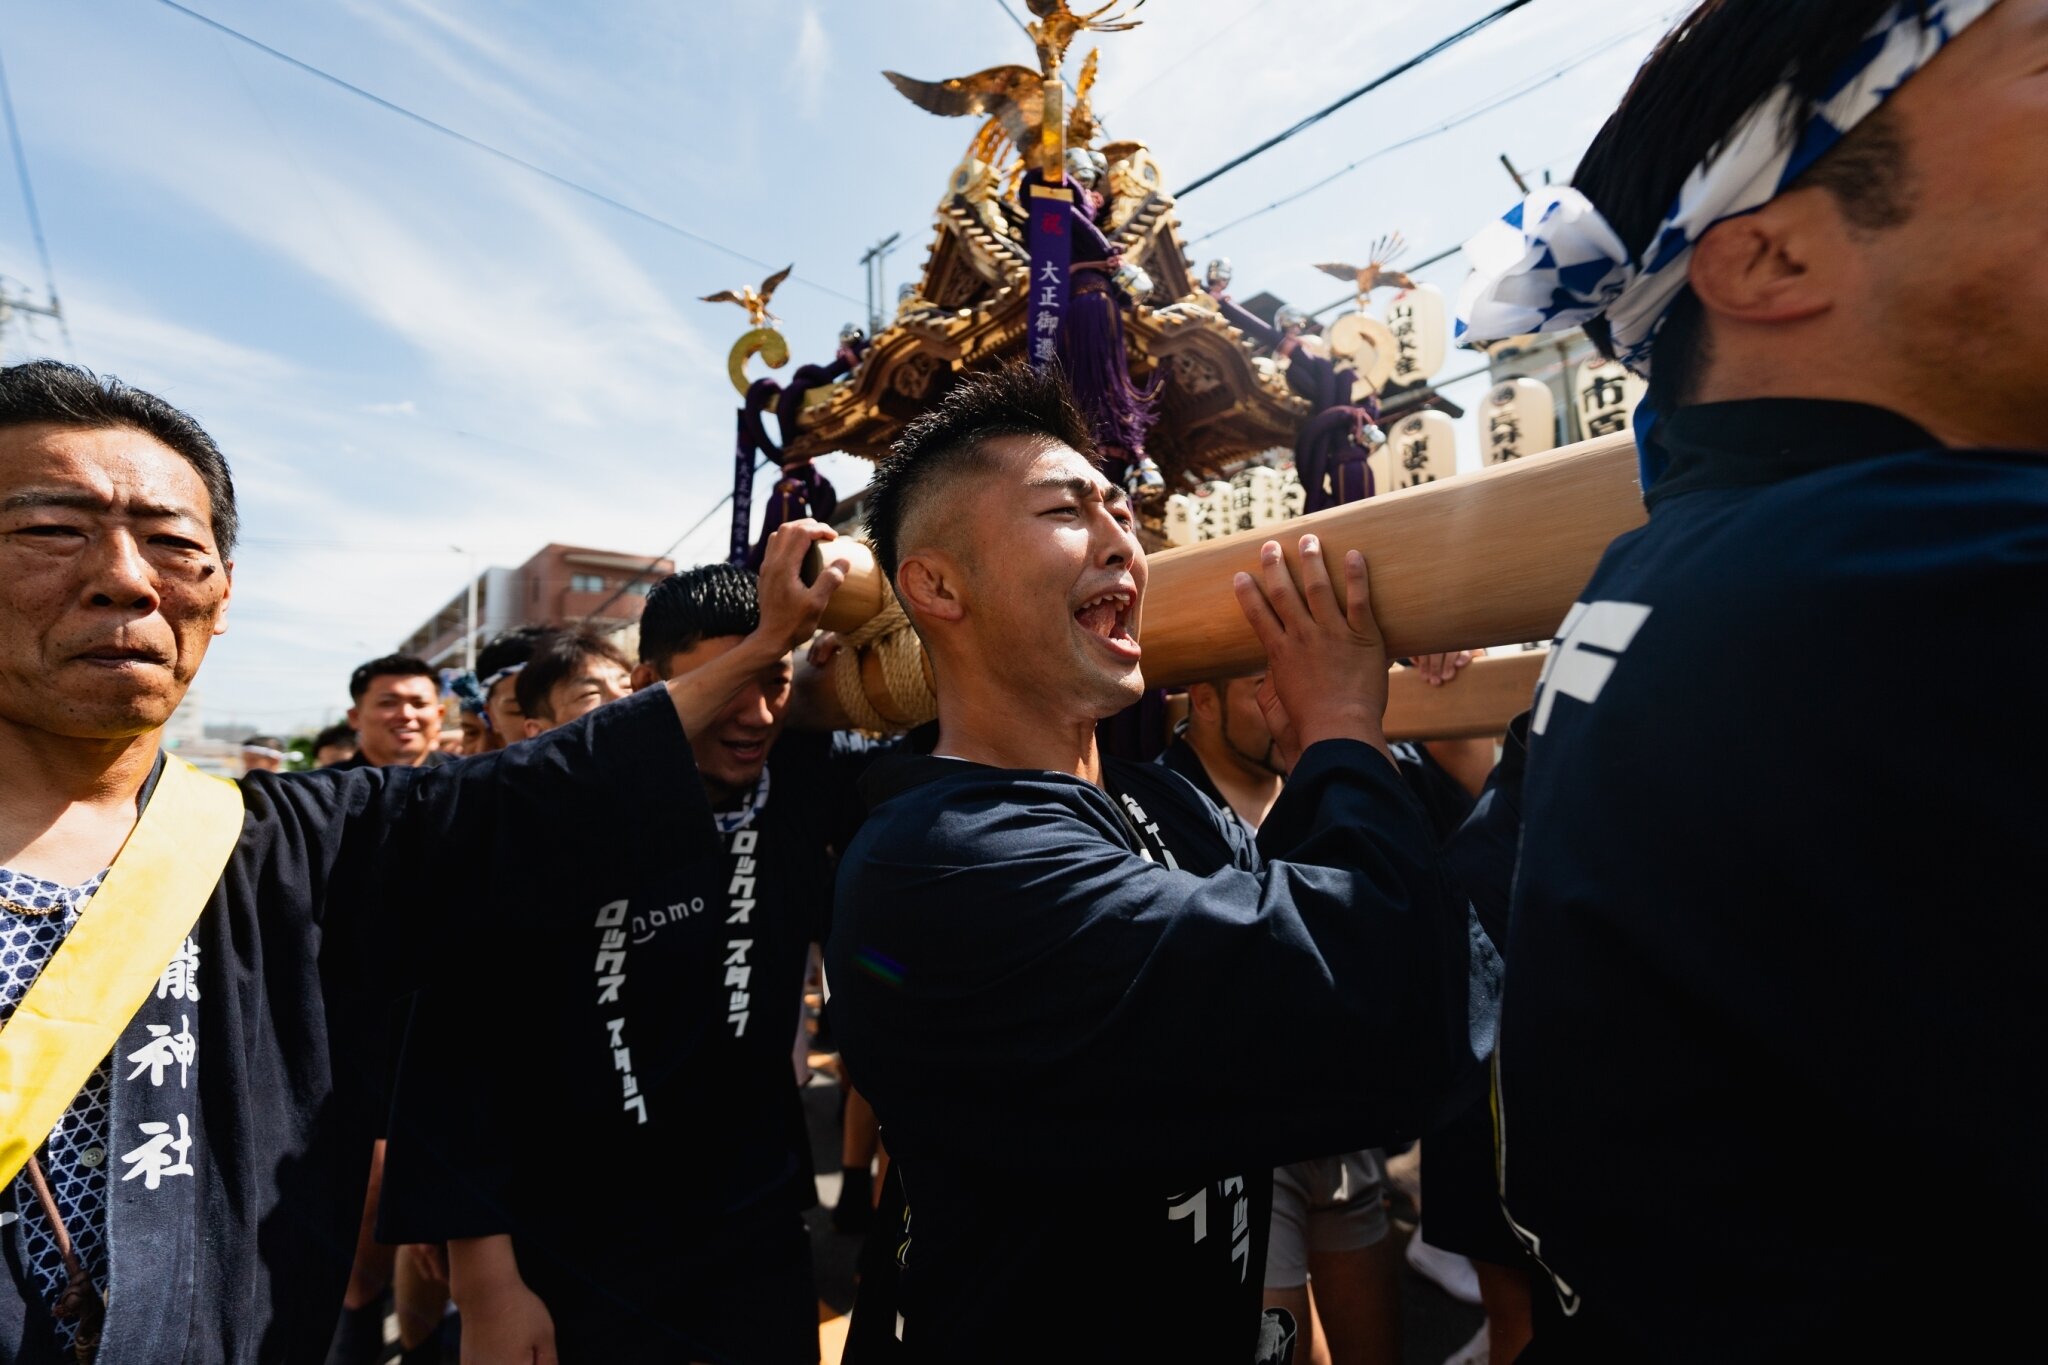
[447,1233,523,1304]
[664,632,785,735]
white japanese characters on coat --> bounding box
[593,899,649,1124]
[119,937,204,1189]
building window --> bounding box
[624,580,653,597]
[570,572,606,593]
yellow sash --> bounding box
[0,756,244,1187]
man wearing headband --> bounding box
[478,625,547,749]
[1455,1,2044,1357]
[442,627,548,757]
[238,736,287,774]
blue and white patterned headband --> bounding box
[479,661,525,693]
[1456,0,1996,377]
[446,669,491,721]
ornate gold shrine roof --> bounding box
[782,143,1310,487]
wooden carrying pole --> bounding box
[1384,650,1545,742]
[810,539,889,634]
[807,431,1645,686]
[1141,432,1643,684]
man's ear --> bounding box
[522,716,548,739]
[345,705,360,730]
[212,560,233,638]
[896,551,967,627]
[1688,193,1837,327]
[1188,681,1222,724]
[629,661,660,690]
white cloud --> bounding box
[363,399,418,416]
[64,292,297,391]
[787,7,833,118]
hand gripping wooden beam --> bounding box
[801,431,1644,733]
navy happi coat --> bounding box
[2,687,695,1363]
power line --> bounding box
[1189,14,1670,246]
[988,0,1101,131]
[1121,0,1280,102]
[154,1,864,308]
[580,455,770,622]
[1175,0,1538,198]
[0,41,72,357]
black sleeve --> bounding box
[378,956,526,1244]
[360,691,718,1244]
[310,686,717,998]
[830,740,1489,1176]
[1444,711,1530,950]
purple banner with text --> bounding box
[1026,181,1073,371]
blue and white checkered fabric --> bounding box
[3,867,113,1350]
[1455,0,1996,376]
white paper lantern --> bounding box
[1571,358,1647,442]
[1196,480,1235,540]
[1162,494,1201,547]
[1480,377,1558,466]
[1381,284,1449,388]
[1386,410,1457,490]
[1278,462,1307,518]
[1242,465,1289,528]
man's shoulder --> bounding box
[844,758,1113,866]
[1592,447,2048,647]
[1639,447,2048,574]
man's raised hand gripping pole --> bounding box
[664,519,843,738]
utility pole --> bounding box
[0,279,63,360]
[450,546,479,672]
[859,233,901,335]
[1499,153,1531,196]
[0,45,70,361]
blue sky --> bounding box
[0,0,1682,732]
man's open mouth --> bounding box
[722,737,767,764]
[1074,589,1140,660]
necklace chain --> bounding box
[0,898,67,918]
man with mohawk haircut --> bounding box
[827,366,1494,1362]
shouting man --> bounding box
[826,367,1492,1362]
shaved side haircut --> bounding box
[864,364,1097,584]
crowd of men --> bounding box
[2,0,2043,1361]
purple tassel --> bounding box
[1062,276,1159,479]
